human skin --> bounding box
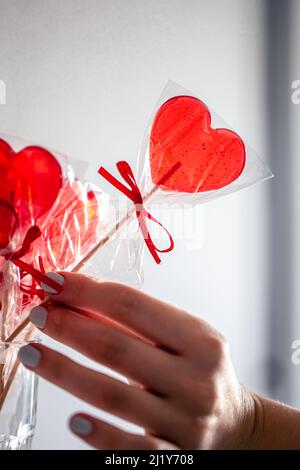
[18,272,300,450]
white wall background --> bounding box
[0,0,271,449]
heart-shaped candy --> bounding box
[0,138,63,248]
[149,96,246,192]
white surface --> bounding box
[0,0,270,449]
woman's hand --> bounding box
[18,272,257,450]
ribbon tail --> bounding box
[145,211,175,253]
[11,258,63,293]
[136,209,175,264]
[137,214,161,264]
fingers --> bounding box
[30,303,181,396]
[69,414,179,450]
[18,344,188,445]
[41,271,199,352]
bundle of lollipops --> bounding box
[0,92,269,410]
[0,137,105,407]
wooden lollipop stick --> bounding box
[5,316,31,343]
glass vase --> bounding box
[0,341,38,450]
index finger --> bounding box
[41,271,198,352]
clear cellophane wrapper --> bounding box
[0,134,143,400]
[138,81,272,205]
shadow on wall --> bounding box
[266,0,293,402]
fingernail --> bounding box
[18,345,41,369]
[41,272,64,295]
[30,306,48,329]
[70,416,93,436]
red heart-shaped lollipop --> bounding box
[0,138,63,248]
[149,96,246,192]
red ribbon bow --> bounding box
[98,161,181,264]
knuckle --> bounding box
[186,315,203,337]
[206,335,228,368]
[188,315,209,335]
[179,315,205,351]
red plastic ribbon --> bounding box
[98,161,181,264]
[2,216,63,295]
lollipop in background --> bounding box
[0,138,63,250]
[0,137,103,332]
[0,137,101,290]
